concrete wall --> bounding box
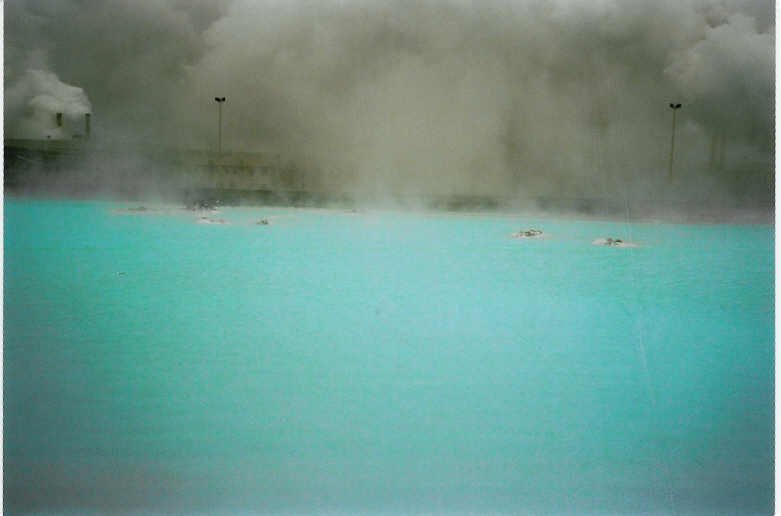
[4,138,306,192]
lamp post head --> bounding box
[669,102,682,109]
[215,97,226,103]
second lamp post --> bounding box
[215,96,227,153]
[668,102,682,182]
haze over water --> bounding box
[4,199,773,514]
[4,0,774,205]
[3,0,775,513]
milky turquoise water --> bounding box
[4,199,773,514]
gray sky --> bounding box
[4,0,775,202]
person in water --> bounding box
[515,228,543,238]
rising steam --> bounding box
[5,68,92,139]
[4,0,774,205]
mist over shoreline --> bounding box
[4,0,774,208]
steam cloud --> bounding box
[4,0,774,204]
[5,68,91,139]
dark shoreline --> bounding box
[5,186,773,225]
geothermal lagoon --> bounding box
[4,198,773,514]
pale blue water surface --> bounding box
[4,198,773,514]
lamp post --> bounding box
[667,102,682,182]
[214,97,226,153]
